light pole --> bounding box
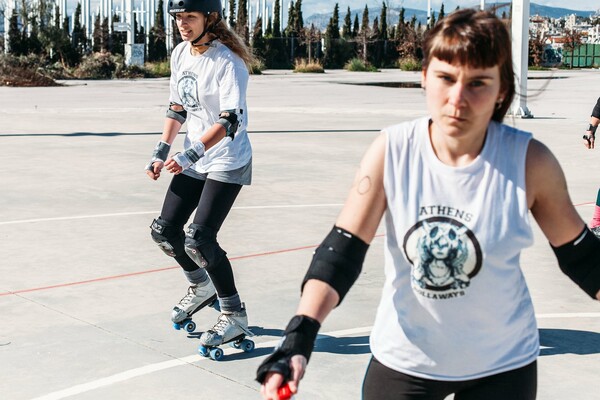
[510,0,533,118]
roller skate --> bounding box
[198,304,255,361]
[171,280,218,333]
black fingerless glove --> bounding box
[255,315,321,384]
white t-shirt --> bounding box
[169,40,252,175]
[370,117,538,381]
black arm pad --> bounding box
[551,227,600,299]
[166,103,187,124]
[217,109,241,139]
[592,97,600,119]
[301,226,369,305]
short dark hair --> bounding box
[422,8,514,122]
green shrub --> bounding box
[0,54,59,86]
[344,57,378,72]
[249,59,265,74]
[294,58,325,73]
[145,60,171,77]
[397,56,422,71]
[74,52,120,79]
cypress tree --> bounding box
[272,0,281,37]
[228,0,236,28]
[236,0,249,43]
[149,0,167,61]
[342,6,351,39]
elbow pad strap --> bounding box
[166,104,187,124]
[301,226,369,306]
[217,109,242,139]
[551,227,600,299]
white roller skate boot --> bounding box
[198,304,255,361]
[591,226,600,238]
[171,280,217,332]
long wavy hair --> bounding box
[422,9,514,122]
[196,12,255,68]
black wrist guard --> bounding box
[588,124,597,134]
[552,227,600,299]
[255,315,321,384]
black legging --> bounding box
[362,356,537,400]
[159,173,242,297]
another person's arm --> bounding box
[583,97,600,149]
[257,133,387,399]
[527,139,600,300]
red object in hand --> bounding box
[277,383,293,399]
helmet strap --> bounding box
[191,13,222,46]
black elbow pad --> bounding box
[551,227,600,299]
[301,226,369,305]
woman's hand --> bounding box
[165,158,183,175]
[146,161,164,180]
[260,355,306,400]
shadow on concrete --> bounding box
[539,328,600,356]
[314,334,371,355]
[0,129,380,137]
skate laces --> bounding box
[210,314,234,335]
[178,286,197,306]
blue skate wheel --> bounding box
[230,341,241,349]
[241,339,255,353]
[184,321,196,332]
[173,322,182,330]
[198,345,210,357]
[210,347,223,361]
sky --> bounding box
[302,1,599,15]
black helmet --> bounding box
[168,0,222,17]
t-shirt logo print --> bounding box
[178,75,201,110]
[403,217,482,295]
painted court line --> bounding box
[0,244,319,297]
[1,202,593,227]
[29,311,600,400]
[0,234,385,298]
[31,326,373,400]
[0,203,344,226]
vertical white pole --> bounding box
[510,0,533,118]
[3,0,13,53]
[427,0,431,25]
[108,0,113,30]
[248,0,251,33]
[480,0,485,11]
[262,0,266,32]
[126,0,132,45]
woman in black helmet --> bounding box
[146,0,255,349]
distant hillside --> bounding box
[305,2,596,31]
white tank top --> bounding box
[370,117,538,381]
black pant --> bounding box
[160,173,242,297]
[362,356,537,400]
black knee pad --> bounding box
[184,224,226,271]
[150,217,186,258]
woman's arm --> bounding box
[297,132,388,320]
[259,132,388,400]
[527,139,600,300]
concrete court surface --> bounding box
[0,68,599,400]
